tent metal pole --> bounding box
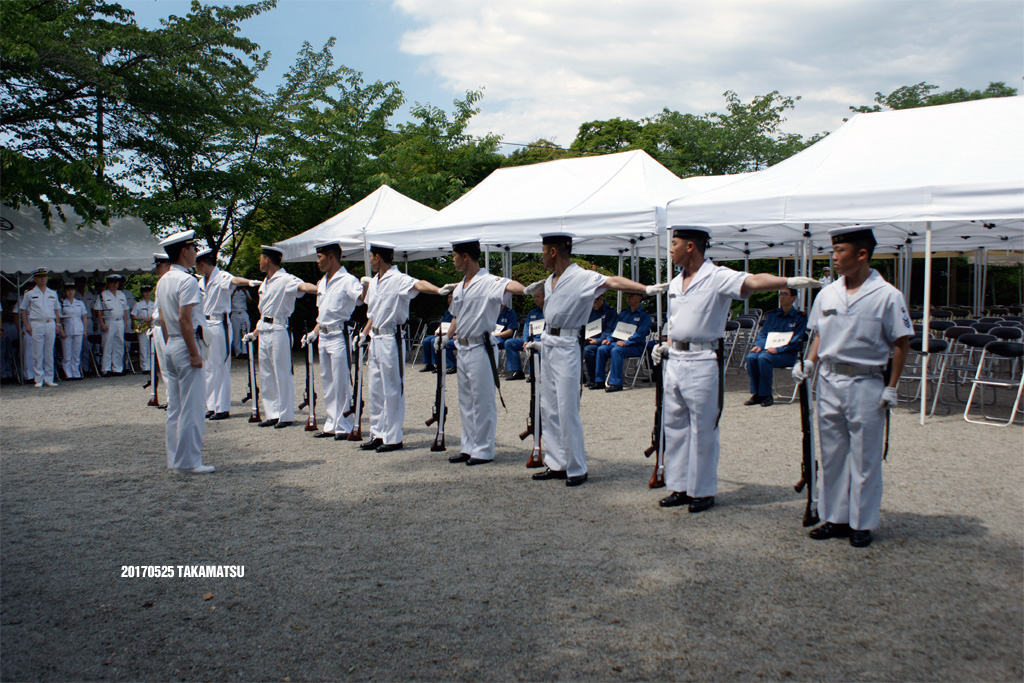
[743,245,750,313]
[921,222,933,426]
[484,245,489,272]
[654,229,662,336]
[981,248,989,314]
[616,250,625,312]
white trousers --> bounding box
[258,326,294,422]
[367,334,404,444]
[816,369,886,531]
[457,343,499,460]
[663,355,720,498]
[137,329,151,371]
[62,333,83,378]
[230,312,249,356]
[203,322,231,413]
[30,320,56,383]
[165,337,207,470]
[21,331,33,380]
[319,332,352,435]
[540,336,587,477]
[101,318,124,372]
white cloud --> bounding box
[393,0,1023,147]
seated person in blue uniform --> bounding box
[744,288,807,406]
[504,289,544,380]
[493,303,518,351]
[588,293,652,392]
[582,296,617,382]
[421,295,455,372]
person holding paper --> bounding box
[504,290,544,380]
[744,288,807,407]
[421,295,455,373]
[589,292,652,392]
[582,296,617,383]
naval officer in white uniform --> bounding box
[359,241,443,452]
[20,267,64,387]
[793,226,911,547]
[651,226,821,512]
[94,274,129,375]
[438,240,527,466]
[524,232,666,487]
[157,230,213,474]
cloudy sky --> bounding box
[129,0,1023,149]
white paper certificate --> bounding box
[440,322,452,335]
[529,320,546,336]
[765,331,793,349]
[585,319,603,339]
[611,322,637,341]
[493,324,505,335]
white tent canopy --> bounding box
[0,204,161,277]
[275,185,438,263]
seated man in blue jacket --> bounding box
[422,294,455,372]
[504,290,544,380]
[744,288,807,406]
[588,293,652,392]
[582,296,618,383]
[493,303,519,352]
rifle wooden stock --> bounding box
[798,377,819,527]
[518,425,533,441]
[525,348,544,468]
[247,338,261,423]
[429,341,447,451]
[303,338,317,432]
[645,357,665,488]
[346,339,364,440]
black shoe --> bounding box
[449,453,470,463]
[360,438,384,451]
[466,458,491,466]
[744,395,762,406]
[259,419,279,428]
[850,529,873,547]
[688,496,715,513]
[659,491,693,507]
[809,522,851,540]
[206,410,215,419]
[605,384,623,393]
[210,412,230,420]
[507,371,525,381]
[420,364,436,373]
[273,421,292,429]
[376,442,403,452]
[760,396,774,407]
[313,431,335,438]
[446,367,457,375]
[334,433,350,441]
[566,473,588,487]
[587,382,601,390]
[158,404,167,410]
[532,468,567,480]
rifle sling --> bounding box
[482,332,506,410]
[714,338,725,429]
[394,328,404,394]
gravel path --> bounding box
[2,359,1021,681]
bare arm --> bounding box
[298,283,318,295]
[230,276,255,287]
[602,276,647,295]
[740,273,790,297]
[179,303,202,367]
[505,280,526,296]
[805,333,821,364]
[414,280,441,295]
[888,336,910,389]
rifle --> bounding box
[796,372,820,527]
[643,349,666,488]
[345,335,365,441]
[145,330,160,407]
[299,327,318,432]
[246,337,262,423]
[521,344,544,468]
[425,335,447,451]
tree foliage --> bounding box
[850,81,1017,114]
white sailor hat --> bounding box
[158,229,196,249]
[105,273,124,281]
[195,247,215,261]
[314,240,344,254]
[828,225,877,245]
[153,252,170,264]
[31,267,49,277]
[670,225,711,241]
[368,240,397,250]
[539,231,574,245]
[260,245,285,257]
[368,241,397,260]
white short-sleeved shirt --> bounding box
[450,270,510,340]
[366,265,418,331]
[94,290,128,319]
[60,298,88,335]
[257,268,305,326]
[231,288,248,314]
[156,265,203,336]
[809,269,914,366]
[199,267,236,318]
[668,259,749,359]
[20,287,60,321]
[542,263,609,330]
[132,299,155,321]
[316,267,363,330]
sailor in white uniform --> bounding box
[439,240,526,466]
[60,281,88,380]
[131,285,156,372]
[229,287,250,357]
[793,226,911,548]
[150,253,172,394]
[524,232,666,486]
[301,240,365,440]
[195,248,257,420]
[651,226,821,512]
[20,268,64,387]
[359,241,443,452]
[157,230,213,474]
[94,274,129,375]
[250,245,313,428]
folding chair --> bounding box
[928,320,956,335]
[978,317,1005,324]
[623,333,655,388]
[964,340,1024,426]
[86,333,102,376]
[992,327,1023,342]
[899,337,950,416]
[971,322,1001,334]
[771,340,806,404]
[411,317,439,364]
[124,332,138,374]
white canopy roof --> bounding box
[275,185,438,263]
[369,151,748,257]
[0,204,161,277]
[666,97,1024,250]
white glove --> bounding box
[248,279,262,288]
[242,332,257,344]
[651,342,670,364]
[434,335,445,351]
[437,282,457,296]
[880,386,898,409]
[791,359,815,382]
[358,333,369,347]
[360,276,371,287]
[523,280,545,296]
[525,341,542,352]
[786,276,822,290]
[645,283,670,296]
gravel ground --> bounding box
[1,356,1022,681]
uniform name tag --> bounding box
[611,322,637,341]
[584,319,602,339]
[823,309,837,317]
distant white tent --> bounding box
[0,204,160,277]
[275,185,438,263]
